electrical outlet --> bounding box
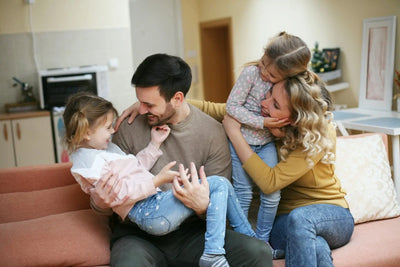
[25,0,35,4]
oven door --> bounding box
[41,73,98,109]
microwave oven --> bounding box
[38,65,110,110]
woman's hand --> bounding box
[172,162,210,216]
[150,125,171,147]
[114,102,140,131]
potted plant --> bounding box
[394,70,400,112]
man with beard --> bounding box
[89,54,272,267]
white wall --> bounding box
[0,0,130,33]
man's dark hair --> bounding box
[131,53,192,102]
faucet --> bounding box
[12,77,36,103]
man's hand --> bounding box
[89,171,129,209]
[172,162,210,216]
[114,102,140,131]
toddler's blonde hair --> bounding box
[63,92,118,152]
[247,32,311,78]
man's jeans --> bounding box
[270,204,354,267]
[230,141,280,242]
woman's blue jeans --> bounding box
[270,204,354,267]
[128,175,255,255]
[229,141,280,242]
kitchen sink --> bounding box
[5,102,39,113]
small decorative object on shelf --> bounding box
[311,44,347,94]
[394,69,400,112]
[322,48,340,71]
[310,42,340,73]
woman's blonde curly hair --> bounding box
[279,70,335,168]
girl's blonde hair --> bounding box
[247,32,311,78]
[279,70,334,167]
[63,92,118,152]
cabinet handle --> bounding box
[16,123,21,140]
[3,123,7,141]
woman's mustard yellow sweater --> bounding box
[189,99,348,215]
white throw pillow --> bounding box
[335,134,400,224]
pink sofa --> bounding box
[0,134,399,266]
[0,162,111,267]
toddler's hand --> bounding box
[153,161,179,186]
[150,125,171,147]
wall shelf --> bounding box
[326,82,349,93]
[318,69,342,82]
[317,70,349,93]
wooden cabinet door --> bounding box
[0,120,16,168]
[12,116,55,167]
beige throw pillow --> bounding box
[335,134,400,224]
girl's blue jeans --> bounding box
[229,141,280,242]
[270,204,354,267]
[128,175,255,255]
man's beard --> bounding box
[145,103,176,126]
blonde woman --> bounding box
[222,71,354,266]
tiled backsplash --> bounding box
[0,28,134,113]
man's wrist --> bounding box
[196,212,207,220]
[193,198,209,217]
[90,198,113,215]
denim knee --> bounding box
[207,176,230,191]
[287,207,313,224]
[137,216,173,236]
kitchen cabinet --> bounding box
[0,111,55,168]
[0,120,15,167]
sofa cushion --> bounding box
[335,134,400,224]
[0,209,111,267]
[332,216,400,267]
[0,183,90,223]
[0,162,74,193]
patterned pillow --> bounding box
[335,134,400,224]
